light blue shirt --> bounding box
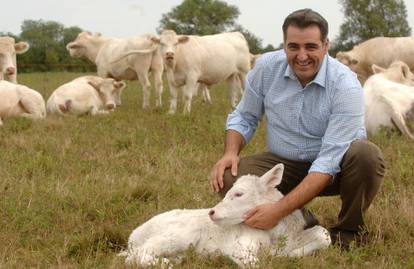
[227,50,366,176]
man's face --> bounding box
[284,24,328,86]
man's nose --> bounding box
[297,49,308,61]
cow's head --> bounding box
[0,36,29,76]
[151,30,189,66]
[209,164,284,226]
[372,61,414,86]
[88,78,126,110]
[66,32,100,58]
[336,51,359,70]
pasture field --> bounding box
[1,72,413,268]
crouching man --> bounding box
[209,8,385,250]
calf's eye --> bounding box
[234,192,244,197]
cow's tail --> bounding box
[110,46,158,64]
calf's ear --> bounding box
[151,36,160,44]
[371,64,385,74]
[178,36,189,44]
[260,163,284,189]
[400,64,411,79]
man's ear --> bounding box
[259,164,284,189]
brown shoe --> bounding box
[330,229,367,250]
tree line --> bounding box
[1,0,411,72]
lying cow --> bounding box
[117,30,251,113]
[336,36,414,84]
[46,76,126,116]
[66,32,163,108]
[364,62,414,139]
[121,164,331,267]
[0,36,30,83]
[0,80,46,125]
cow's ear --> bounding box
[372,64,385,74]
[351,58,358,65]
[259,164,284,189]
[88,80,102,92]
[94,32,102,37]
[15,42,30,54]
[151,37,160,44]
[114,81,126,90]
[400,64,411,78]
[66,42,81,50]
[178,36,189,44]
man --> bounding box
[209,8,385,249]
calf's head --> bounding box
[371,61,414,86]
[88,78,126,110]
[151,30,189,66]
[0,37,29,77]
[209,164,284,226]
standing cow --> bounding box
[66,32,163,108]
[117,30,251,113]
[0,36,30,83]
[336,36,414,84]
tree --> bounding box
[331,0,411,55]
[17,20,87,71]
[158,0,240,35]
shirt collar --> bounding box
[284,54,328,88]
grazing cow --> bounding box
[364,63,414,138]
[121,164,331,268]
[66,32,163,108]
[117,30,251,113]
[336,36,414,84]
[0,80,46,125]
[46,76,126,116]
[0,36,30,83]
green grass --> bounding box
[1,72,413,268]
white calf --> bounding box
[46,76,126,116]
[0,80,46,125]
[122,164,331,267]
[364,63,414,138]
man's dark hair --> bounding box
[282,9,329,42]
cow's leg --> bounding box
[226,74,241,108]
[238,72,246,93]
[0,118,3,126]
[198,83,212,104]
[18,97,44,120]
[285,226,331,257]
[137,72,151,109]
[168,81,179,114]
[182,79,198,113]
[152,68,164,107]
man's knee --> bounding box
[347,140,385,171]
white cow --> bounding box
[118,30,251,113]
[364,62,414,138]
[0,80,46,126]
[66,32,163,108]
[121,164,331,268]
[0,36,30,83]
[370,61,414,86]
[336,36,414,84]
[46,76,126,116]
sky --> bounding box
[2,0,414,47]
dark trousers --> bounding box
[220,140,386,232]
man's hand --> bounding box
[210,154,239,193]
[243,203,283,230]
